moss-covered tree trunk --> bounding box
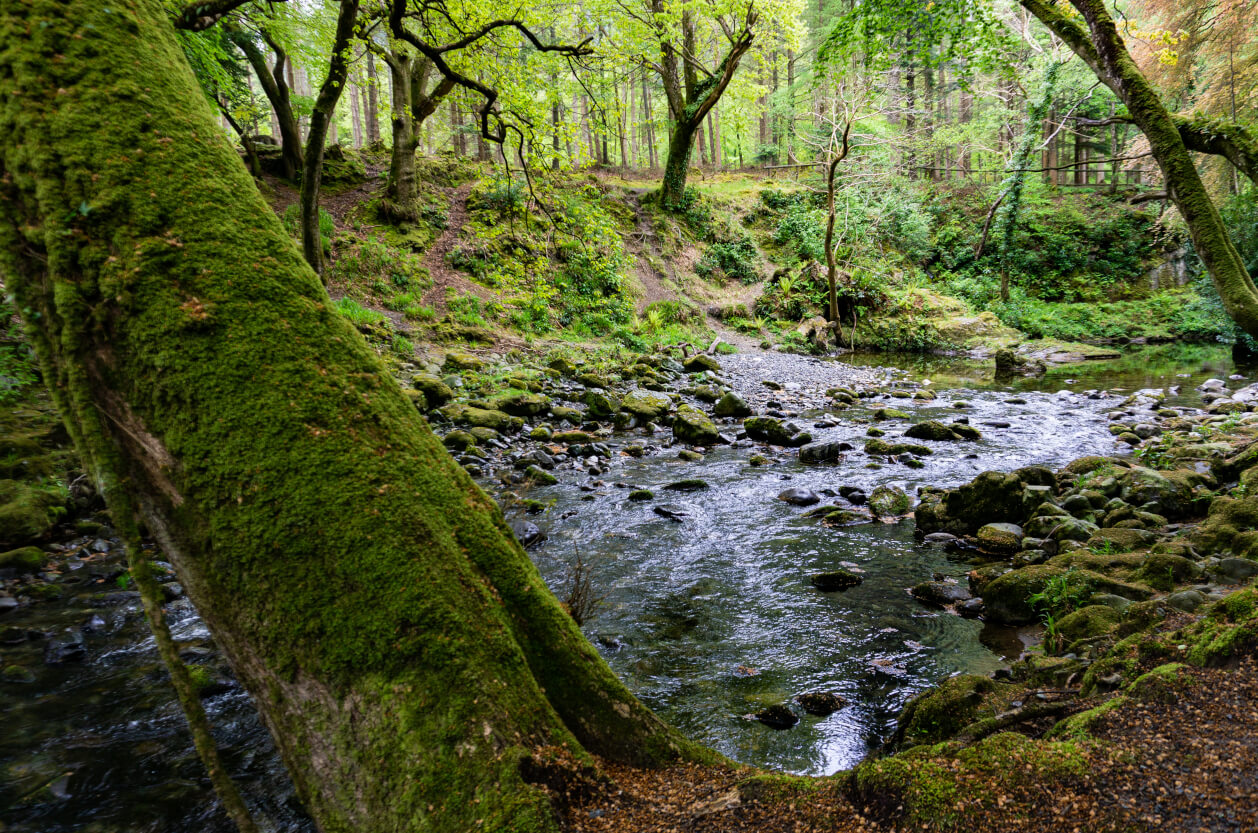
[231,28,303,181]
[382,49,454,216]
[0,2,694,831]
[1020,0,1258,339]
[299,0,358,276]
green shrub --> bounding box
[331,297,387,326]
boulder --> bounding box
[494,392,551,417]
[796,692,844,716]
[868,485,910,518]
[0,546,46,573]
[713,392,752,418]
[994,349,1046,376]
[811,570,863,591]
[672,404,720,446]
[752,704,798,729]
[910,580,972,608]
[905,420,972,442]
[778,488,821,506]
[0,480,65,547]
[798,442,851,464]
[744,417,811,447]
[411,373,454,407]
[582,390,620,419]
[683,354,721,373]
[976,523,1023,553]
[622,390,672,420]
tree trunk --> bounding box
[300,0,360,276]
[660,121,697,206]
[350,78,363,147]
[365,50,380,145]
[0,4,695,833]
[1020,0,1258,338]
[385,52,416,204]
[232,30,302,180]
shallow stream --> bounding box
[0,342,1243,831]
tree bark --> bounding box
[300,0,359,276]
[365,50,381,145]
[0,3,695,832]
[652,8,754,206]
[1020,0,1258,339]
[231,28,302,179]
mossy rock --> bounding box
[811,570,863,591]
[442,431,477,452]
[1177,587,1258,666]
[622,390,672,421]
[0,480,66,547]
[672,404,719,446]
[1126,662,1194,703]
[0,546,46,573]
[744,417,810,447]
[1136,553,1201,591]
[492,392,550,418]
[904,420,969,442]
[1191,494,1258,557]
[581,390,620,420]
[576,371,609,388]
[872,408,910,420]
[892,675,1006,748]
[628,490,654,502]
[1056,604,1121,643]
[552,431,596,444]
[864,439,931,457]
[461,408,517,431]
[442,351,485,372]
[411,373,454,407]
[868,485,911,519]
[550,405,584,423]
[713,392,752,418]
[682,354,720,373]
[976,522,1023,553]
[0,435,55,480]
[523,465,558,486]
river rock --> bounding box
[683,354,721,373]
[44,629,87,664]
[811,570,863,591]
[494,392,551,417]
[994,349,1046,376]
[753,704,798,729]
[910,580,972,607]
[796,692,845,716]
[411,373,454,407]
[868,485,910,518]
[663,479,709,492]
[838,486,867,505]
[713,392,752,418]
[509,520,544,548]
[798,442,851,464]
[622,390,672,420]
[0,546,46,573]
[653,505,688,521]
[582,390,619,419]
[976,523,1023,553]
[672,404,720,446]
[778,488,821,506]
[905,420,974,442]
[0,479,65,547]
[743,417,811,447]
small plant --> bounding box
[562,549,603,627]
[332,297,387,327]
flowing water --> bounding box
[0,343,1244,831]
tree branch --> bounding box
[171,0,287,31]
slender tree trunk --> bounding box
[350,79,363,148]
[365,50,380,145]
[300,0,360,276]
[0,5,696,833]
[708,111,719,169]
[641,73,656,170]
[232,30,302,179]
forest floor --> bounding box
[559,655,1258,832]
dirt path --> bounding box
[420,181,495,314]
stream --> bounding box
[0,343,1243,832]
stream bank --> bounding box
[2,341,1255,830]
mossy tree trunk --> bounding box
[229,27,303,180]
[0,3,695,831]
[652,2,756,208]
[380,47,455,216]
[299,0,359,276]
[1020,0,1258,339]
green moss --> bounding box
[0,545,46,573]
[0,4,698,831]
[1126,662,1194,703]
[0,479,67,546]
[893,675,1013,748]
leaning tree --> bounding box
[0,2,704,832]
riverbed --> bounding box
[0,342,1243,831]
